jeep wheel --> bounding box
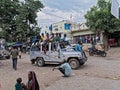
[68,58,80,70]
[36,58,45,67]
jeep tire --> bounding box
[68,58,80,70]
[36,58,45,67]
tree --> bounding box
[0,0,19,41]
[0,0,44,42]
[84,0,120,50]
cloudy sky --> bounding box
[37,0,120,28]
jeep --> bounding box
[30,42,87,69]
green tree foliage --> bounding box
[85,0,120,33]
[84,0,120,50]
[0,0,19,41]
[0,0,44,42]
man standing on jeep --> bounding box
[75,41,83,52]
[75,41,87,59]
[52,60,72,77]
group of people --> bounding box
[32,33,67,45]
[15,60,72,90]
[10,33,71,72]
[79,35,100,44]
[15,71,39,90]
[13,33,88,90]
[31,33,68,54]
[10,42,72,90]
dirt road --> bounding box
[0,47,120,90]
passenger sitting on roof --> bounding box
[62,34,67,42]
[41,33,47,42]
[54,33,60,42]
[49,33,56,51]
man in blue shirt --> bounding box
[75,41,83,52]
[75,41,87,59]
[52,60,72,77]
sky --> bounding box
[36,0,120,28]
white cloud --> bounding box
[37,0,98,27]
[37,6,87,27]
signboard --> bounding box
[64,23,71,30]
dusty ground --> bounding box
[45,47,120,90]
[0,47,120,90]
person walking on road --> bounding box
[52,60,72,77]
[11,47,18,70]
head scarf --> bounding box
[28,71,39,90]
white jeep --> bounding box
[30,42,87,69]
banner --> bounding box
[64,23,71,30]
[49,25,52,31]
[111,0,119,19]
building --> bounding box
[71,23,103,44]
[45,20,72,40]
[45,20,103,47]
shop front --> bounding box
[108,31,120,47]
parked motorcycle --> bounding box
[88,48,107,57]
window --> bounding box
[55,28,58,31]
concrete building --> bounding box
[45,20,103,46]
[71,23,105,50]
[71,23,102,43]
[45,20,72,40]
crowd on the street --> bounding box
[5,44,73,90]
[14,61,72,90]
[0,32,106,90]
[0,33,72,90]
[75,35,100,44]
